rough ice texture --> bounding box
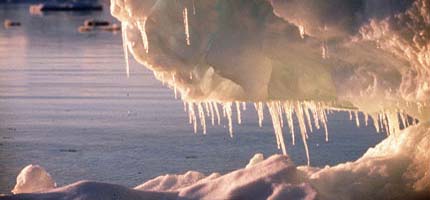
[3,123,430,199]
[109,0,430,167]
[110,0,429,116]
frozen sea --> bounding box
[0,4,385,194]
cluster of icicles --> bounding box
[182,100,415,165]
[117,3,416,166]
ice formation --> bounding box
[11,165,56,194]
[111,0,429,164]
[107,0,430,198]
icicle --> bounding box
[309,102,321,130]
[399,112,407,128]
[303,105,313,132]
[213,102,221,125]
[316,104,329,142]
[242,102,247,110]
[295,102,311,166]
[276,102,284,128]
[136,18,149,53]
[378,113,384,133]
[283,102,296,145]
[386,111,400,136]
[354,111,360,127]
[172,74,178,99]
[254,102,264,127]
[295,103,309,139]
[298,25,305,39]
[204,102,210,117]
[267,102,287,155]
[209,101,215,126]
[188,102,197,133]
[235,101,242,124]
[364,113,369,127]
[223,102,233,137]
[381,112,390,135]
[321,40,329,59]
[370,114,380,133]
[121,22,130,77]
[183,7,190,46]
[192,0,196,15]
[197,102,207,134]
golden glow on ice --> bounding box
[117,34,416,165]
[180,99,415,166]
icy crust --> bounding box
[4,123,430,200]
[111,0,429,109]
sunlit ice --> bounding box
[110,0,430,199]
[1,0,430,199]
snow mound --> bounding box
[11,165,56,194]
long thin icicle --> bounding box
[183,7,190,46]
[121,22,130,77]
[137,18,149,53]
